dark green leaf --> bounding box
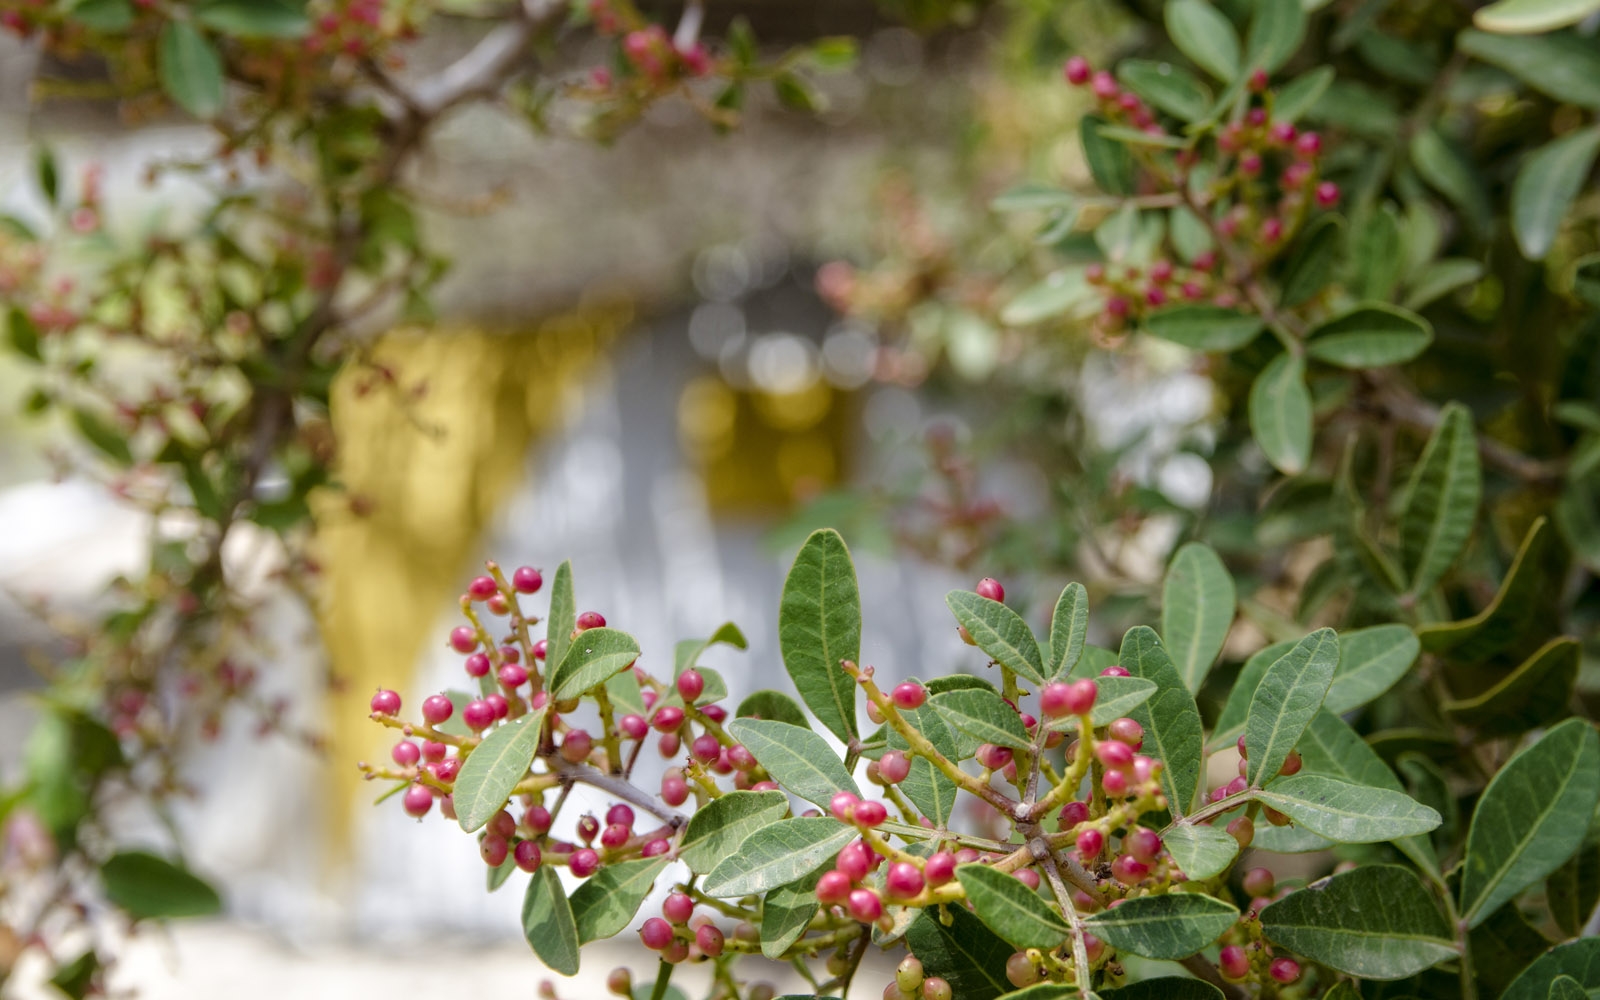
[1411,128,1492,234]
[1549,976,1589,1000]
[1348,203,1404,301]
[1325,624,1419,714]
[1512,127,1600,261]
[1419,518,1554,662]
[1117,59,1213,121]
[1254,774,1442,842]
[1260,865,1455,979]
[195,0,309,38]
[1548,840,1600,938]
[1460,717,1600,927]
[521,865,579,975]
[931,687,1031,751]
[679,790,790,874]
[454,706,548,833]
[545,561,577,676]
[726,719,858,808]
[1084,892,1238,959]
[956,863,1071,950]
[1120,627,1204,816]
[1047,582,1089,679]
[1503,940,1600,1000]
[101,852,221,919]
[1210,639,1295,749]
[1244,628,1338,786]
[703,818,857,897]
[1306,304,1434,369]
[1102,979,1224,1000]
[1162,823,1240,880]
[73,409,132,464]
[1165,0,1241,80]
[548,628,639,701]
[736,690,810,729]
[1143,305,1263,352]
[48,950,96,999]
[1279,214,1344,308]
[778,529,861,744]
[674,621,748,676]
[1273,66,1335,122]
[1404,258,1485,311]
[774,72,823,112]
[7,307,42,362]
[1249,352,1313,476]
[904,904,1017,1000]
[158,22,225,119]
[570,858,667,943]
[1443,636,1580,735]
[946,590,1046,685]
[761,872,824,959]
[1244,0,1306,74]
[1160,542,1236,694]
[1399,401,1481,595]
[1081,115,1134,196]
[1459,30,1600,109]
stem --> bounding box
[1180,955,1247,1000]
[594,684,624,775]
[550,758,688,828]
[1040,852,1099,998]
[648,958,674,1000]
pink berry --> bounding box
[1014,868,1041,890]
[1270,122,1297,145]
[561,729,592,763]
[891,682,927,710]
[1065,679,1097,715]
[885,862,925,899]
[569,848,599,878]
[976,743,1013,770]
[392,741,420,766]
[514,839,542,872]
[847,888,883,923]
[486,693,509,719]
[1248,69,1268,92]
[433,758,461,782]
[817,870,853,904]
[640,916,674,950]
[1039,682,1073,719]
[727,744,756,771]
[676,669,705,703]
[691,734,721,763]
[1091,71,1118,99]
[421,694,454,725]
[653,706,685,732]
[1076,828,1104,860]
[1108,717,1142,746]
[619,714,648,740]
[1059,800,1090,828]
[924,852,956,886]
[468,576,498,601]
[1126,828,1162,863]
[498,664,528,688]
[853,801,888,828]
[370,689,401,715]
[1225,775,1249,797]
[463,699,495,730]
[663,892,695,924]
[1296,131,1322,156]
[1102,769,1129,796]
[1260,217,1284,243]
[695,924,724,957]
[1240,152,1263,176]
[879,750,911,784]
[1064,56,1091,85]
[1095,739,1134,771]
[641,838,670,857]
[1247,107,1267,126]
[576,611,606,631]
[606,803,635,827]
[836,841,871,882]
[1242,867,1276,896]
[1316,181,1341,207]
[1227,816,1255,848]
[1099,665,1131,678]
[1280,750,1304,775]
[481,833,509,867]
[1220,944,1249,980]
[600,823,630,849]
[532,639,548,661]
[830,791,861,822]
[1112,854,1149,884]
[1106,296,1130,319]
[1270,958,1301,984]
[525,804,553,833]
[449,626,478,654]
[702,704,727,723]
[464,653,491,677]
[421,740,446,762]
[662,773,689,806]
[512,566,543,593]
[975,577,1005,602]
[576,815,600,843]
[402,784,433,817]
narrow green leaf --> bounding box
[1325,625,1419,714]
[726,719,858,808]
[1443,636,1580,735]
[1461,717,1600,927]
[892,703,961,825]
[1475,0,1600,34]
[991,184,1077,212]
[521,865,580,975]
[1249,353,1313,476]
[931,688,1031,751]
[1047,582,1089,679]
[675,621,749,676]
[1503,940,1600,1000]
[1279,214,1345,308]
[73,409,132,464]
[1403,258,1485,311]
[736,690,810,729]
[1399,401,1481,595]
[1244,0,1306,73]
[679,790,790,874]
[454,706,549,833]
[904,905,1015,1000]
[1081,115,1134,196]
[1274,66,1335,122]
[1244,628,1339,786]
[545,561,576,675]
[1045,675,1158,731]
[1160,542,1236,695]
[1162,824,1240,881]
[1084,892,1238,960]
[1419,518,1555,663]
[100,852,221,919]
[1512,128,1600,261]
[1002,268,1094,325]
[1143,305,1263,351]
[195,0,309,38]
[1348,203,1404,301]
[1103,980,1224,1000]
[761,872,824,959]
[946,591,1046,684]
[1548,841,1600,939]
[570,857,667,943]
[1254,774,1443,843]
[158,22,225,119]
[1165,0,1241,80]
[1210,639,1296,749]
[1411,128,1492,234]
[1119,627,1204,816]
[549,628,640,701]
[1458,29,1600,110]
[778,529,861,744]
[1260,865,1455,979]
[956,863,1071,950]
[703,817,857,897]
[1548,976,1590,1000]
[7,307,42,362]
[1117,59,1213,121]
[1306,304,1434,369]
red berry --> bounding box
[1111,854,1149,884]
[1091,71,1118,99]
[1226,815,1255,848]
[658,732,681,758]
[569,848,599,878]
[576,611,606,631]
[1248,69,1269,92]
[975,577,1005,602]
[1316,181,1340,207]
[1076,828,1104,860]
[480,833,509,867]
[663,892,695,924]
[1065,679,1097,715]
[1279,750,1303,776]
[1064,56,1091,85]
[1219,944,1250,980]
[1296,131,1322,156]
[1242,867,1276,896]
[1039,682,1073,719]
[1059,800,1090,828]
[514,839,542,872]
[924,852,956,886]
[606,803,635,827]
[525,804,553,833]
[561,729,592,763]
[879,750,911,784]
[695,924,724,957]
[619,714,648,740]
[853,800,888,828]
[676,669,705,703]
[512,566,543,593]
[370,689,401,715]
[1108,717,1142,746]
[1240,152,1263,176]
[662,772,689,806]
[421,694,454,725]
[1126,828,1162,863]
[402,784,433,817]
[830,791,861,822]
[1099,664,1131,677]
[532,639,548,661]
[702,704,727,723]
[691,734,721,763]
[1095,739,1134,771]
[1014,868,1041,890]
[847,888,883,923]
[652,706,685,732]
[1270,958,1301,984]
[392,741,420,766]
[449,626,479,654]
[640,838,670,857]
[468,576,498,601]
[464,653,491,677]
[640,916,674,950]
[1260,217,1284,242]
[1102,769,1129,796]
[885,862,925,899]
[836,841,871,882]
[576,815,600,843]
[891,682,927,710]
[498,664,528,688]
[976,744,1012,770]
[421,740,446,762]
[600,823,630,849]
[817,870,853,904]
[1270,122,1297,145]
[463,699,495,730]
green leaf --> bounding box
[1162,823,1241,881]
[1324,624,1419,714]
[1348,203,1404,301]
[1403,257,1485,311]
[1047,583,1089,679]
[1160,542,1236,694]
[991,184,1078,212]
[521,865,579,975]
[1548,840,1600,939]
[100,852,221,919]
[1143,305,1263,351]
[1254,774,1443,843]
[1002,268,1094,326]
[1475,0,1600,33]
[158,22,225,119]
[1443,636,1580,735]
[635,986,690,1000]
[736,690,810,729]
[679,790,791,874]
[66,0,132,31]
[1117,59,1213,121]
[778,530,861,745]
[1081,115,1135,196]
[1504,940,1600,1000]
[570,858,667,943]
[1102,980,1224,1000]
[1420,517,1556,662]
[1512,128,1600,261]
[703,817,857,898]
[1244,628,1338,786]
[1274,66,1335,122]
[1458,29,1600,110]
[894,704,961,825]
[1461,717,1600,927]
[1279,214,1345,308]
[454,706,548,833]
[48,950,97,999]
[1045,675,1158,730]
[1399,402,1481,595]
[1119,626,1204,816]
[545,561,576,676]
[931,688,1031,751]
[1210,639,1296,749]
[1084,892,1238,959]
[761,873,824,959]
[995,986,1078,1000]
[956,863,1071,950]
[195,0,309,38]
[905,905,1014,1000]
[1259,865,1455,979]
[674,621,748,676]
[548,628,639,701]
[1165,0,1241,81]
[1549,976,1590,1000]
[1306,304,1434,369]
[486,854,515,892]
[1244,0,1306,74]
[604,666,646,719]
[726,719,858,808]
[774,72,824,112]
[7,307,41,362]
[1411,128,1492,234]
[73,409,132,464]
[1249,353,1313,476]
[946,591,1046,685]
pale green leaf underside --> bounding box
[679,790,791,874]
[1244,628,1339,786]
[703,818,857,897]
[778,529,862,744]
[1161,542,1237,695]
[454,705,549,833]
[726,718,859,808]
[1255,774,1442,843]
